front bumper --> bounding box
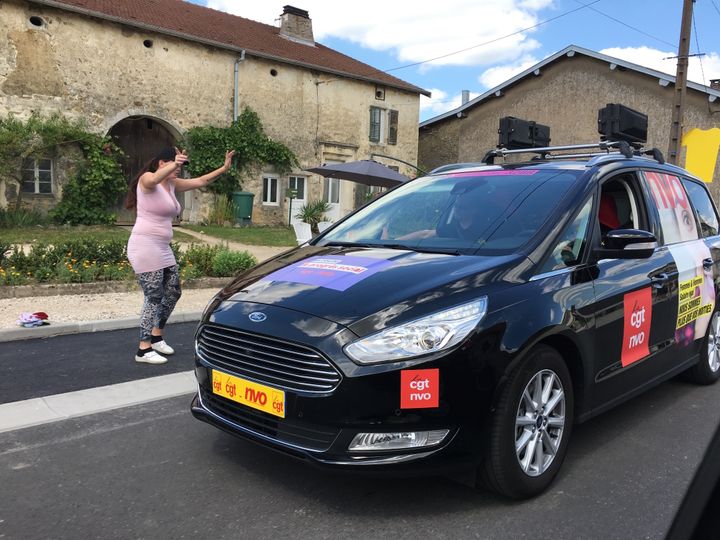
[191,304,495,473]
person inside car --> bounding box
[392,183,508,242]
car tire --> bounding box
[682,310,720,385]
[479,344,574,499]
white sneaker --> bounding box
[135,350,168,364]
[151,340,175,355]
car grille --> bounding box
[199,387,340,451]
[196,323,342,394]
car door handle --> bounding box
[650,273,671,289]
[703,257,714,270]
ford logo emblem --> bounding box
[248,312,267,322]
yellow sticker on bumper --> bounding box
[211,369,285,418]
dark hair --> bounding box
[124,156,161,210]
[124,148,179,210]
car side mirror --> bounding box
[593,229,657,260]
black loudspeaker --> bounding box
[498,117,551,149]
[598,104,648,144]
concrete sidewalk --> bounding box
[0,371,197,433]
[1,309,203,342]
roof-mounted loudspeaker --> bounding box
[498,117,551,149]
[598,104,648,144]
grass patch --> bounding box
[180,224,296,246]
[0,225,196,244]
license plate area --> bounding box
[211,369,285,418]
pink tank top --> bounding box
[127,180,181,274]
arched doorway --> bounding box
[108,116,180,224]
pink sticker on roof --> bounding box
[446,170,539,177]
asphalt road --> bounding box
[0,322,198,403]
[2,375,719,539]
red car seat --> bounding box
[599,193,620,230]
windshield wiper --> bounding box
[322,241,377,248]
[368,243,462,255]
[322,240,461,255]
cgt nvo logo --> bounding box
[248,312,267,322]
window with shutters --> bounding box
[369,106,383,143]
[388,110,399,145]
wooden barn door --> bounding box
[109,117,178,224]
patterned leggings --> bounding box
[136,265,182,342]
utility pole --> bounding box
[667,0,695,165]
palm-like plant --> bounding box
[295,200,330,234]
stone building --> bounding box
[419,45,720,200]
[0,0,428,224]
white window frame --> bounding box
[323,177,341,204]
[262,175,279,206]
[22,157,53,194]
[288,175,306,201]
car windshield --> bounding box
[317,168,582,255]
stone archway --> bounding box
[107,115,180,224]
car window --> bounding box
[538,197,593,273]
[682,179,719,238]
[598,174,641,236]
[642,171,699,244]
[319,169,582,255]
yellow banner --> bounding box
[212,370,285,418]
[677,275,714,329]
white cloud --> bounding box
[477,55,541,89]
[600,46,720,86]
[420,88,481,117]
[206,0,552,68]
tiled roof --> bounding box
[34,0,429,96]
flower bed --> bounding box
[0,239,257,286]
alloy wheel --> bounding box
[515,369,566,477]
[707,311,720,373]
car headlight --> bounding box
[344,297,487,365]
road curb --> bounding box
[0,370,197,433]
[0,310,203,342]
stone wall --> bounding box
[0,0,421,224]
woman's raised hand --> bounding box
[222,150,236,172]
[173,147,189,167]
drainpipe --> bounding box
[233,50,246,122]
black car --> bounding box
[191,124,720,499]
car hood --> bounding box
[211,246,531,335]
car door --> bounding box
[589,170,681,412]
[665,175,720,362]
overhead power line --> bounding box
[381,0,603,73]
[573,0,677,49]
[692,13,708,89]
[712,0,720,18]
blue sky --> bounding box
[189,1,720,122]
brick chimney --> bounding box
[711,79,720,90]
[280,6,314,45]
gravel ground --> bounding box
[0,287,219,329]
[0,227,293,330]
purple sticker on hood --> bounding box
[263,255,393,291]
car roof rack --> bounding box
[481,140,665,166]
